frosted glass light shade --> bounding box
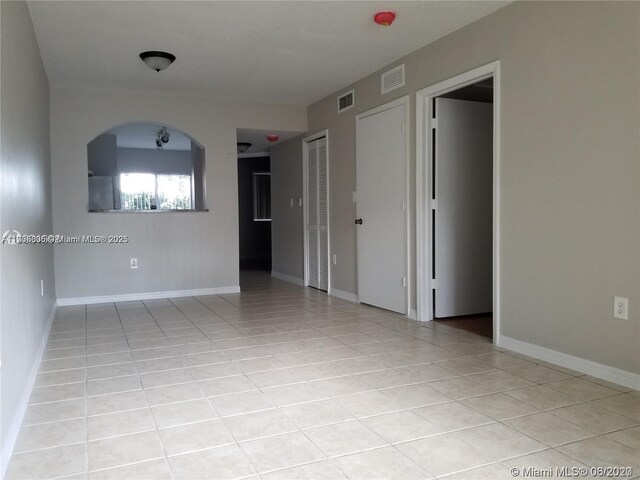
[139,51,176,72]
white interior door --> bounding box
[304,136,329,291]
[356,99,407,314]
[434,98,493,318]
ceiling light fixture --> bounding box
[156,127,170,149]
[237,142,252,154]
[139,51,176,72]
[374,11,396,26]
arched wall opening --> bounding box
[87,121,206,211]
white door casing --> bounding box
[356,96,409,315]
[415,61,501,344]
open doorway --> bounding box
[237,130,273,273]
[432,79,494,338]
[236,128,304,288]
[237,154,271,271]
[416,62,500,344]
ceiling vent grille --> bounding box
[381,64,405,94]
[337,90,354,113]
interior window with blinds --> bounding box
[253,172,271,221]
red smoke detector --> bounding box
[374,11,396,26]
[266,134,279,143]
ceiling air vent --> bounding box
[381,64,405,94]
[337,89,354,113]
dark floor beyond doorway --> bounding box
[239,257,272,271]
[434,313,493,339]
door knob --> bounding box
[355,218,363,225]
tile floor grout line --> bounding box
[114,300,177,480]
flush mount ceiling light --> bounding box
[237,142,252,154]
[139,51,176,72]
[374,11,396,26]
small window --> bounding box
[120,173,192,211]
[157,174,192,210]
[120,173,155,210]
[253,172,271,221]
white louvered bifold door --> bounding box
[317,137,329,291]
[306,141,319,288]
[305,137,329,291]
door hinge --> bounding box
[431,118,438,129]
[402,122,405,133]
[431,200,437,210]
[402,199,406,211]
[402,277,407,287]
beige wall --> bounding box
[51,88,306,299]
[307,1,640,374]
[0,0,56,459]
[270,135,306,280]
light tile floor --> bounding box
[6,272,640,479]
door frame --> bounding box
[415,61,501,344]
[355,95,411,316]
[302,130,330,291]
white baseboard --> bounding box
[56,286,241,306]
[499,335,640,390]
[1,303,56,477]
[329,287,358,303]
[408,308,417,320]
[270,271,304,286]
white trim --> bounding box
[355,95,411,317]
[355,95,409,121]
[329,287,358,303]
[408,308,417,320]
[500,335,640,390]
[1,303,56,477]
[270,271,304,286]
[302,130,331,292]
[56,286,240,306]
[237,152,270,159]
[416,61,501,346]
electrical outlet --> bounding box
[130,258,138,269]
[614,296,628,320]
[333,254,337,265]
[40,280,44,297]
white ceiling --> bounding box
[27,1,509,106]
[107,123,193,151]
